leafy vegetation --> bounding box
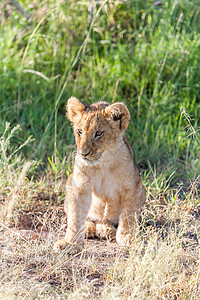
[0,0,199,298]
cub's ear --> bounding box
[66,97,85,124]
[105,102,130,131]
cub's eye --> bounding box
[77,129,82,135]
[94,131,104,139]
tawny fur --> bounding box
[54,97,146,252]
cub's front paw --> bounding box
[54,239,69,251]
[116,233,133,246]
[54,239,83,254]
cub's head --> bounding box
[67,97,130,164]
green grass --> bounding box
[0,0,199,175]
[0,0,200,298]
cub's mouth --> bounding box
[78,151,102,164]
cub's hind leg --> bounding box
[116,183,146,246]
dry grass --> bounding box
[0,171,199,299]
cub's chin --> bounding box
[78,153,102,167]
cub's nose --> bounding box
[80,149,91,158]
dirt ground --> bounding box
[0,183,200,298]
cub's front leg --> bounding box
[54,172,92,252]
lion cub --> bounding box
[54,97,145,251]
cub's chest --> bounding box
[92,165,121,199]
